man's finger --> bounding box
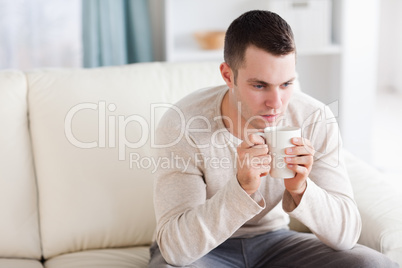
[240,134,264,148]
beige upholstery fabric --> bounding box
[0,259,43,268]
[27,62,224,258]
[44,247,149,268]
[344,150,402,264]
[0,71,42,259]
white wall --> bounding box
[338,0,380,163]
[378,0,402,93]
[378,0,402,92]
[397,3,402,93]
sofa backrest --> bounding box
[0,71,42,259]
[26,62,224,259]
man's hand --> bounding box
[237,133,271,195]
[284,137,315,205]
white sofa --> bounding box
[0,62,401,267]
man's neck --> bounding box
[221,90,248,141]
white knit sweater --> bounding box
[153,85,361,266]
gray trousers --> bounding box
[148,229,398,268]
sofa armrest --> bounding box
[344,150,402,266]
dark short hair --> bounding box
[224,10,295,77]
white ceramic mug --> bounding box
[258,126,301,179]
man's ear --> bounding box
[220,62,235,89]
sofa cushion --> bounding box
[0,259,43,268]
[44,247,149,268]
[344,150,402,265]
[0,70,42,259]
[27,62,224,259]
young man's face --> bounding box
[229,45,296,130]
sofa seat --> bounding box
[44,247,149,268]
[345,150,402,265]
[0,259,43,268]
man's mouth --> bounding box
[261,114,279,123]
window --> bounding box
[0,0,82,70]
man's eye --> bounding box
[254,84,264,89]
[282,82,293,88]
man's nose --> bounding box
[264,88,282,109]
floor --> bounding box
[371,90,402,187]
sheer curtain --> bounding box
[82,0,153,68]
[0,0,82,70]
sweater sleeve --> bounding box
[153,116,265,266]
[282,105,361,250]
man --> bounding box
[149,10,397,267]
